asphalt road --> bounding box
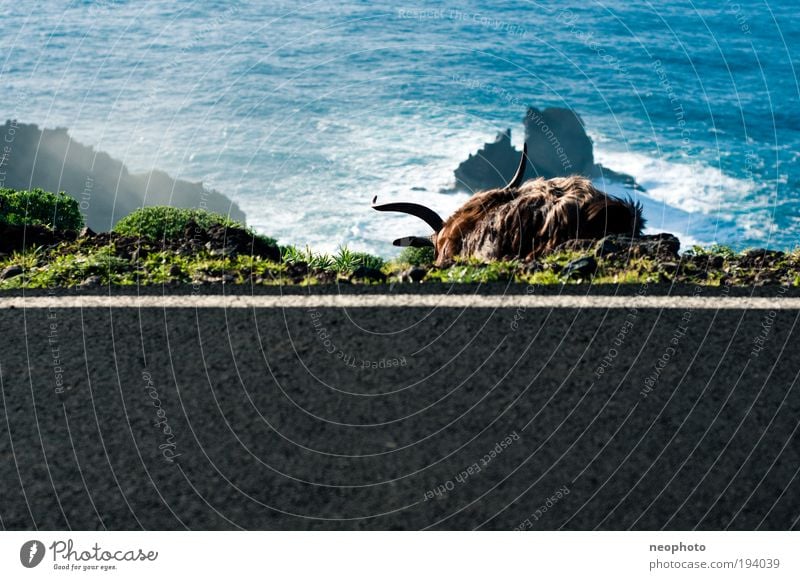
[1,284,799,530]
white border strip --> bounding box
[1,531,798,579]
[0,294,797,309]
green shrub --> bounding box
[113,206,243,242]
[351,251,385,271]
[398,245,435,266]
[0,188,83,231]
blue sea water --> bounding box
[1,0,798,254]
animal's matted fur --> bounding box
[373,145,644,266]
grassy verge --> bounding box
[2,236,799,289]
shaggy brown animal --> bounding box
[373,145,644,266]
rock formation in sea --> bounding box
[452,106,640,192]
[0,120,246,231]
[453,129,521,192]
[523,106,594,178]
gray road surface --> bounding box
[1,284,799,530]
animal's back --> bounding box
[437,176,624,264]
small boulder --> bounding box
[660,262,679,274]
[399,266,427,283]
[315,270,338,284]
[595,233,680,259]
[563,256,597,279]
[0,265,24,280]
[285,262,309,283]
[520,261,543,274]
[739,249,785,268]
[350,266,386,283]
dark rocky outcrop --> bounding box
[454,129,521,192]
[0,120,246,231]
[552,233,681,261]
[181,220,281,262]
[452,106,640,193]
[0,219,278,263]
[523,106,594,178]
[0,222,76,255]
[594,233,681,260]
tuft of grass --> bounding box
[5,246,45,271]
[333,246,385,272]
[423,258,519,284]
[0,188,83,231]
[541,249,587,267]
[280,245,306,265]
[281,244,385,274]
[518,269,564,285]
[310,252,335,271]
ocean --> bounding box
[2,0,798,254]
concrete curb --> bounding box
[1,294,798,309]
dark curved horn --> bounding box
[372,197,444,232]
[393,236,434,248]
[503,142,528,190]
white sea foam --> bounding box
[594,150,757,215]
[593,177,707,250]
[593,149,778,248]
